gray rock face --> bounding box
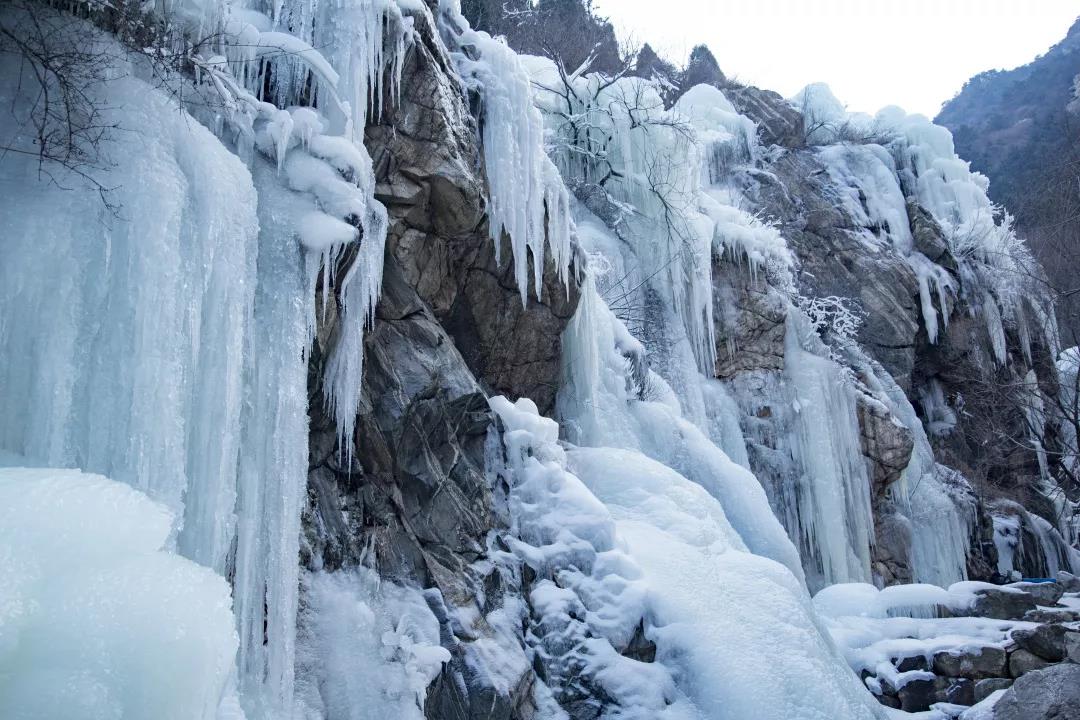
[993,664,1080,720]
[719,82,805,148]
[1067,630,1080,663]
[1012,624,1067,662]
[943,677,976,706]
[1009,648,1055,677]
[906,199,956,273]
[738,151,922,388]
[712,264,788,378]
[933,647,1008,679]
[873,510,915,586]
[368,7,579,416]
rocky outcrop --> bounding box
[302,6,582,718]
[368,5,579,417]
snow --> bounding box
[487,396,686,717]
[569,446,885,720]
[295,568,450,719]
[0,467,238,720]
[816,581,1031,701]
[489,393,882,720]
[299,211,359,249]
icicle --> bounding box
[441,20,573,304]
[779,312,875,590]
[983,292,1008,365]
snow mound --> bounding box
[0,467,238,720]
[296,568,450,719]
[569,446,885,720]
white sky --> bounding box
[600,0,1080,117]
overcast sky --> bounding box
[599,0,1080,117]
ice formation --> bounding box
[804,85,1040,357]
[2,0,1075,718]
[490,396,881,719]
[440,2,574,302]
[0,3,396,715]
[0,467,238,719]
[295,568,451,719]
[525,58,722,371]
[990,501,1080,580]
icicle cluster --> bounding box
[0,0,416,715]
[439,2,573,303]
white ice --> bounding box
[0,467,238,720]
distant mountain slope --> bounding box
[937,16,1080,339]
[937,17,1080,222]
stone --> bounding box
[993,664,1080,720]
[932,647,1008,679]
[876,693,901,709]
[1012,624,1067,661]
[894,655,930,673]
[970,588,1038,620]
[1065,630,1080,663]
[1057,571,1080,592]
[1009,648,1054,677]
[897,676,949,713]
[907,198,957,273]
[1024,608,1080,623]
[943,677,975,706]
[973,677,1012,703]
[857,393,915,497]
[1012,581,1065,606]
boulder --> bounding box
[897,676,949,713]
[932,647,1007,679]
[1011,581,1065,606]
[1024,608,1080,623]
[993,664,1080,720]
[942,677,975,706]
[1057,571,1080,592]
[894,655,930,673]
[1012,624,1067,661]
[973,677,1012,703]
[1009,648,1054,677]
[1065,630,1080,663]
[970,587,1037,620]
